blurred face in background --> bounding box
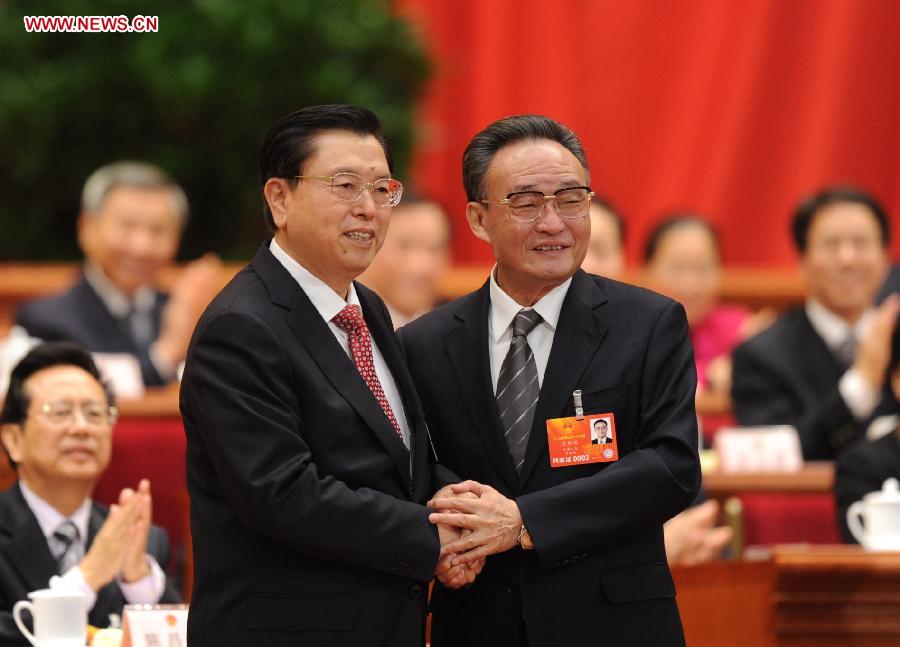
[360,201,450,322]
[647,222,720,327]
[78,186,182,296]
[802,202,888,324]
[582,203,624,278]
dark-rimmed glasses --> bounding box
[296,172,404,207]
[481,186,594,223]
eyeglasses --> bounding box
[296,172,404,207]
[481,186,594,224]
[37,401,117,428]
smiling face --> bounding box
[802,202,888,323]
[1,365,112,496]
[265,129,393,297]
[467,139,590,305]
[78,186,181,296]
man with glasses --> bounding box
[180,104,467,647]
[732,186,899,460]
[0,342,178,645]
[399,115,700,646]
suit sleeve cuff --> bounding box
[839,368,879,420]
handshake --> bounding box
[428,480,524,590]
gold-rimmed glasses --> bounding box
[296,172,404,207]
[481,186,594,224]
[37,401,117,428]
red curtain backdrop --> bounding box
[396,0,900,268]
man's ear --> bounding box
[77,212,95,258]
[0,424,22,465]
[466,202,492,245]
[264,178,291,230]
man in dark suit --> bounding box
[732,186,899,460]
[0,342,179,646]
[834,320,900,543]
[180,105,467,647]
[15,161,221,387]
[399,115,700,647]
[590,418,613,444]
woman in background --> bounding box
[645,214,772,395]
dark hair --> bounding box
[644,213,721,263]
[1,342,113,469]
[258,104,392,230]
[791,185,890,253]
[593,419,608,427]
[462,115,589,202]
[591,195,627,246]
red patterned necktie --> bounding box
[332,304,403,440]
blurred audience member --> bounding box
[834,320,900,543]
[732,186,899,460]
[582,197,626,278]
[0,342,179,643]
[15,161,222,389]
[645,215,771,394]
[358,190,451,328]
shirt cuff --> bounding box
[149,343,178,382]
[839,368,880,420]
[117,555,167,604]
[63,566,97,611]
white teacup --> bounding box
[847,477,900,551]
[12,588,86,647]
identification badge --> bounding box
[546,413,618,467]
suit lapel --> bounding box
[444,283,519,492]
[0,485,59,592]
[251,245,411,490]
[518,271,609,488]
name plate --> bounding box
[121,604,188,647]
[713,425,803,472]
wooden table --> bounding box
[674,546,900,646]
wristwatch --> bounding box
[517,524,534,550]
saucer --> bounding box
[861,535,900,551]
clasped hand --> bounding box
[79,479,154,591]
[429,481,523,589]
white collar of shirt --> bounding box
[18,480,91,546]
[269,239,360,317]
[488,267,570,343]
[805,298,875,351]
[83,263,156,319]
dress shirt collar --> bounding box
[83,263,156,319]
[269,238,360,321]
[488,267,571,341]
[805,298,874,351]
[18,480,91,545]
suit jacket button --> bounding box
[410,584,423,599]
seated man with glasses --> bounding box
[0,342,179,645]
[732,186,899,460]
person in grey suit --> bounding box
[15,161,220,387]
[732,186,899,460]
[400,115,700,647]
[0,342,179,646]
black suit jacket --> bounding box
[180,244,448,647]
[15,275,168,386]
[834,429,900,543]
[731,307,891,460]
[398,271,700,647]
[0,483,178,647]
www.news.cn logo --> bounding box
[24,15,159,33]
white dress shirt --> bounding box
[487,268,572,394]
[83,264,175,381]
[269,239,411,448]
[805,299,879,420]
[18,480,166,609]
